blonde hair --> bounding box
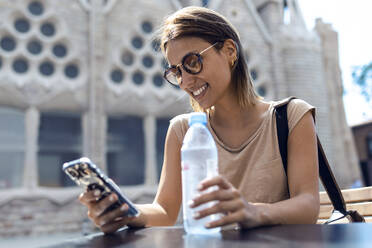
[160,6,260,112]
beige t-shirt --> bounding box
[170,99,315,204]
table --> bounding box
[48,224,372,248]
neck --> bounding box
[211,99,261,128]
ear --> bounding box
[221,39,238,64]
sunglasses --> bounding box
[163,42,218,86]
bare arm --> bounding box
[129,125,183,227]
[191,111,319,228]
[255,111,319,225]
[79,123,183,232]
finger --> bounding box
[194,199,244,220]
[90,193,118,218]
[190,188,237,208]
[205,210,247,229]
[95,204,130,227]
[198,175,232,191]
[79,190,101,205]
[101,217,135,234]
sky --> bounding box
[297,0,372,126]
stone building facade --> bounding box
[0,0,361,237]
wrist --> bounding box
[239,203,275,228]
[254,203,281,226]
[127,210,146,228]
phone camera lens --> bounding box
[68,168,79,178]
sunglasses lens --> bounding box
[183,54,201,74]
[165,67,181,85]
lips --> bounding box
[192,83,208,97]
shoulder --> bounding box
[169,113,190,143]
[287,98,316,133]
[274,98,316,133]
[287,98,315,118]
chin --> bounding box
[197,101,213,111]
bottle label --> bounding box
[181,162,189,171]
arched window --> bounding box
[106,116,145,185]
[0,107,25,189]
[38,113,82,187]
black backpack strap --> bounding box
[274,96,296,175]
[274,97,359,219]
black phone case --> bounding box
[62,157,139,217]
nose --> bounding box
[178,66,195,88]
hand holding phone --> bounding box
[63,157,139,217]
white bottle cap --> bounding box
[188,112,207,126]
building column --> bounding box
[144,115,157,186]
[84,0,107,171]
[23,107,39,189]
[315,20,362,187]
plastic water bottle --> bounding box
[181,112,220,235]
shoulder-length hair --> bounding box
[160,6,260,112]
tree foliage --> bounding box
[352,61,372,103]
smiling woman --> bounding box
[78,6,320,234]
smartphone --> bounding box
[62,157,139,217]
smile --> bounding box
[192,84,208,96]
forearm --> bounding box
[128,203,178,228]
[253,193,319,226]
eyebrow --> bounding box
[167,42,218,67]
[168,50,197,68]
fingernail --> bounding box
[205,223,211,228]
[100,220,106,226]
[109,195,115,202]
[193,212,200,219]
[120,204,128,211]
[197,184,203,191]
[188,200,194,207]
[94,190,100,196]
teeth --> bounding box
[193,85,207,96]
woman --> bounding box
[79,6,319,233]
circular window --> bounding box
[132,71,144,85]
[64,64,79,79]
[121,51,134,66]
[53,43,67,58]
[110,69,124,83]
[141,21,153,33]
[152,74,164,87]
[142,55,154,68]
[151,39,160,52]
[39,61,54,76]
[202,0,209,7]
[131,36,143,49]
[14,18,31,33]
[27,40,42,55]
[0,36,16,52]
[250,69,258,81]
[40,22,55,37]
[28,1,44,16]
[12,58,28,73]
[257,85,266,97]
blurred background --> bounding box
[0,0,371,246]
